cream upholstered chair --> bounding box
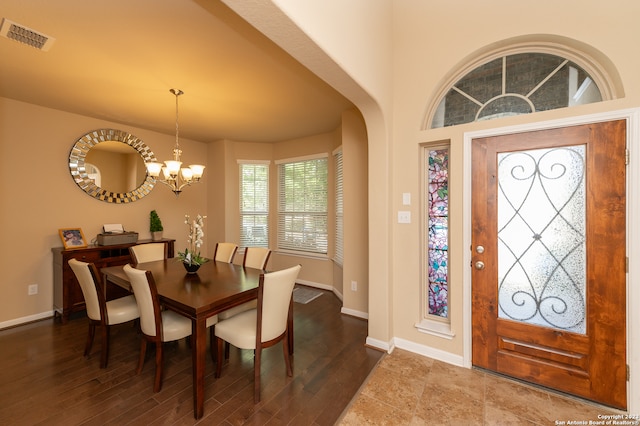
[129,243,167,265]
[213,242,238,263]
[123,264,194,392]
[68,259,140,368]
[243,247,271,271]
[214,247,271,359]
[214,264,301,402]
[218,247,271,321]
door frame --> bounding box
[462,108,640,413]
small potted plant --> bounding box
[150,210,164,241]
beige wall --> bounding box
[226,1,640,408]
[228,0,640,383]
[0,97,208,325]
[217,129,367,294]
[391,0,640,357]
[225,0,395,350]
[0,96,368,327]
[5,3,639,398]
[342,109,369,315]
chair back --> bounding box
[123,264,162,338]
[243,247,271,270]
[129,243,167,264]
[68,259,106,322]
[258,264,301,342]
[214,242,238,263]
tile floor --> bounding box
[338,349,635,425]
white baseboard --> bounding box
[341,307,368,319]
[393,337,465,367]
[0,310,54,330]
[366,336,394,353]
[297,279,366,319]
[296,279,332,291]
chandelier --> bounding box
[145,89,205,196]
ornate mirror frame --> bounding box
[69,128,157,203]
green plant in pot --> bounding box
[150,210,164,241]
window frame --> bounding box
[423,41,619,130]
[238,160,270,249]
[416,141,454,339]
[334,147,344,266]
[276,153,329,257]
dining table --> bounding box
[101,258,293,419]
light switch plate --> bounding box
[402,192,411,205]
[398,211,411,223]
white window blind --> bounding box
[334,149,344,265]
[277,156,328,254]
[239,163,269,248]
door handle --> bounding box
[475,261,485,270]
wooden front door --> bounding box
[471,120,627,409]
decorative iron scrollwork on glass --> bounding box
[497,145,586,333]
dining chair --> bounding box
[129,243,168,265]
[123,264,201,392]
[213,242,238,263]
[68,259,140,369]
[243,247,271,271]
[214,264,301,403]
[214,247,272,359]
[218,247,271,321]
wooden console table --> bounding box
[52,239,174,323]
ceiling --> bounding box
[0,0,354,143]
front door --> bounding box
[471,120,627,409]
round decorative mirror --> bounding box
[69,129,157,203]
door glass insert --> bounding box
[497,145,586,333]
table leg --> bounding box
[192,316,207,419]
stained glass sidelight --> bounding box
[497,145,586,333]
[427,149,449,317]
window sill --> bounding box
[273,249,329,260]
[415,319,455,340]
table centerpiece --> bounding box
[178,214,208,273]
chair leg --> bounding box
[136,339,147,374]
[209,326,216,363]
[214,336,224,378]
[282,332,293,377]
[254,347,261,403]
[84,322,95,357]
[153,341,163,392]
[225,341,230,360]
[99,325,110,369]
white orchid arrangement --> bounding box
[178,214,208,266]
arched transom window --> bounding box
[431,53,603,128]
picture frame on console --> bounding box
[59,228,87,249]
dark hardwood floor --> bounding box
[0,286,383,425]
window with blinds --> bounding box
[334,148,344,265]
[239,162,269,248]
[277,155,328,254]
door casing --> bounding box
[461,109,640,413]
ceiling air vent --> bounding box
[0,18,55,51]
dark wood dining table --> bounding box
[101,258,288,419]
